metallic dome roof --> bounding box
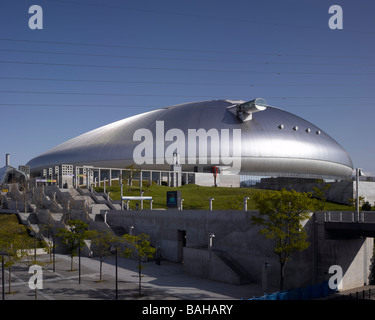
[27,99,353,177]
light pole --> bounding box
[52,237,56,272]
[356,168,364,218]
[140,191,144,210]
[208,233,215,250]
[31,230,37,263]
[115,244,118,300]
[71,225,81,284]
[78,240,81,284]
[209,198,214,211]
[243,197,249,211]
[1,253,5,300]
[262,262,271,293]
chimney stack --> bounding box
[5,154,9,166]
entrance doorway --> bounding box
[177,230,186,263]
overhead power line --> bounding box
[0,60,374,76]
[1,48,374,68]
[0,90,216,98]
[0,103,161,108]
[0,76,373,88]
[0,38,373,60]
[1,102,373,109]
[1,90,375,100]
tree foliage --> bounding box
[56,219,89,271]
[348,196,365,208]
[312,183,331,210]
[251,188,320,290]
[121,233,156,296]
[362,201,372,211]
[89,230,119,281]
[0,231,34,293]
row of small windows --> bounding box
[278,124,321,135]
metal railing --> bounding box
[330,288,375,300]
[324,211,375,224]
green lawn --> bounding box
[0,214,29,241]
[95,182,354,211]
[0,185,359,241]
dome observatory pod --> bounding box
[27,99,353,179]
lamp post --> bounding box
[71,225,81,284]
[115,244,118,300]
[209,198,214,211]
[243,197,249,211]
[356,168,363,219]
[78,240,81,284]
[52,237,56,273]
[1,253,5,300]
[262,262,271,293]
[140,191,144,210]
[208,233,215,250]
[30,230,37,263]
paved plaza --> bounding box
[0,253,263,300]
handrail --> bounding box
[325,211,373,223]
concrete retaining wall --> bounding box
[105,209,374,291]
[183,247,241,285]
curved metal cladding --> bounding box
[27,100,353,177]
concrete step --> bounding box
[214,251,252,285]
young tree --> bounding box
[89,230,119,281]
[348,196,365,209]
[56,219,88,271]
[0,233,28,293]
[225,194,247,210]
[251,188,319,291]
[123,165,141,191]
[40,214,57,264]
[312,183,331,211]
[362,201,372,211]
[122,233,156,297]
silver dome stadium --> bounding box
[27,99,353,178]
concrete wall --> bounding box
[183,247,241,285]
[313,212,373,290]
[105,209,374,291]
[355,181,375,206]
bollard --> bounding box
[209,198,214,211]
[243,197,249,211]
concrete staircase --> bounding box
[213,250,253,285]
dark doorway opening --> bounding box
[177,230,186,263]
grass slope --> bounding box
[95,182,354,211]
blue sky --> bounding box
[0,0,374,174]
